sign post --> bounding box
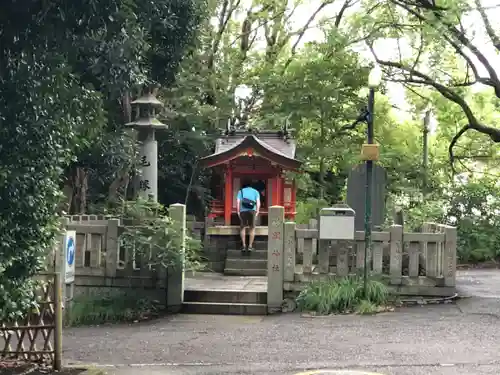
[61,230,76,321]
[64,231,76,283]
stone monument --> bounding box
[126,92,167,201]
[346,163,387,231]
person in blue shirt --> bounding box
[236,179,261,253]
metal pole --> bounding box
[422,110,430,193]
[53,272,63,371]
[363,88,375,297]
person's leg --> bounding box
[239,212,247,251]
[248,211,256,250]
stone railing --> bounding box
[57,204,187,312]
[266,206,457,310]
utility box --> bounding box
[318,206,355,240]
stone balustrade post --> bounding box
[167,203,186,312]
[444,226,457,287]
[267,206,284,314]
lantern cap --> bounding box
[125,117,167,130]
[131,93,163,107]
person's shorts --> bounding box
[240,210,256,228]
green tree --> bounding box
[263,34,368,199]
[353,0,500,168]
[0,0,203,319]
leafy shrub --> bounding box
[295,198,329,224]
[296,275,388,315]
[447,177,500,263]
[0,58,104,321]
[114,198,202,271]
[388,176,500,263]
[69,292,164,326]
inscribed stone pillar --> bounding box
[138,130,158,201]
[283,222,296,282]
[389,225,403,284]
[267,206,284,313]
[125,92,166,202]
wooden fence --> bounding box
[0,273,63,370]
[266,206,457,307]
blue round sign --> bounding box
[67,237,75,266]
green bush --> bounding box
[296,275,389,315]
[108,198,202,271]
[388,176,500,264]
[69,292,164,326]
[295,198,329,224]
[0,58,104,321]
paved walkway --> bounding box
[64,270,500,375]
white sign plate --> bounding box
[64,230,76,283]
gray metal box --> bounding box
[318,206,355,240]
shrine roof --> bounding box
[200,130,301,169]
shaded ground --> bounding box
[0,364,100,375]
[61,270,500,375]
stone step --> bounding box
[182,302,267,315]
[226,249,267,259]
[225,258,267,270]
[225,240,268,250]
[224,268,267,276]
[184,289,267,304]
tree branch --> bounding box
[283,0,335,70]
[475,0,500,52]
[448,124,471,172]
[390,0,500,96]
[373,55,500,149]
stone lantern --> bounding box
[126,92,167,201]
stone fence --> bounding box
[57,204,187,312]
[266,206,457,312]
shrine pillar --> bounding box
[271,177,279,206]
[224,165,233,225]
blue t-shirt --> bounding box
[237,187,260,212]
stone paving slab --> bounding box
[456,269,500,298]
[185,273,267,292]
[455,269,500,316]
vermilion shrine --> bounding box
[199,129,302,275]
[200,130,302,226]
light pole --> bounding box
[362,65,382,297]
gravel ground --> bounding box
[62,270,500,375]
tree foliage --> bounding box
[0,0,203,319]
[353,0,500,167]
[3,0,500,321]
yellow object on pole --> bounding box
[360,143,380,161]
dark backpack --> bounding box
[240,188,256,209]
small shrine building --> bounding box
[200,130,302,227]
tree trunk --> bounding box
[107,90,135,203]
[71,167,88,214]
[318,116,326,200]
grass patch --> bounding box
[69,291,164,326]
[296,275,390,315]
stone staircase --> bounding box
[224,237,268,276]
[182,273,268,315]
